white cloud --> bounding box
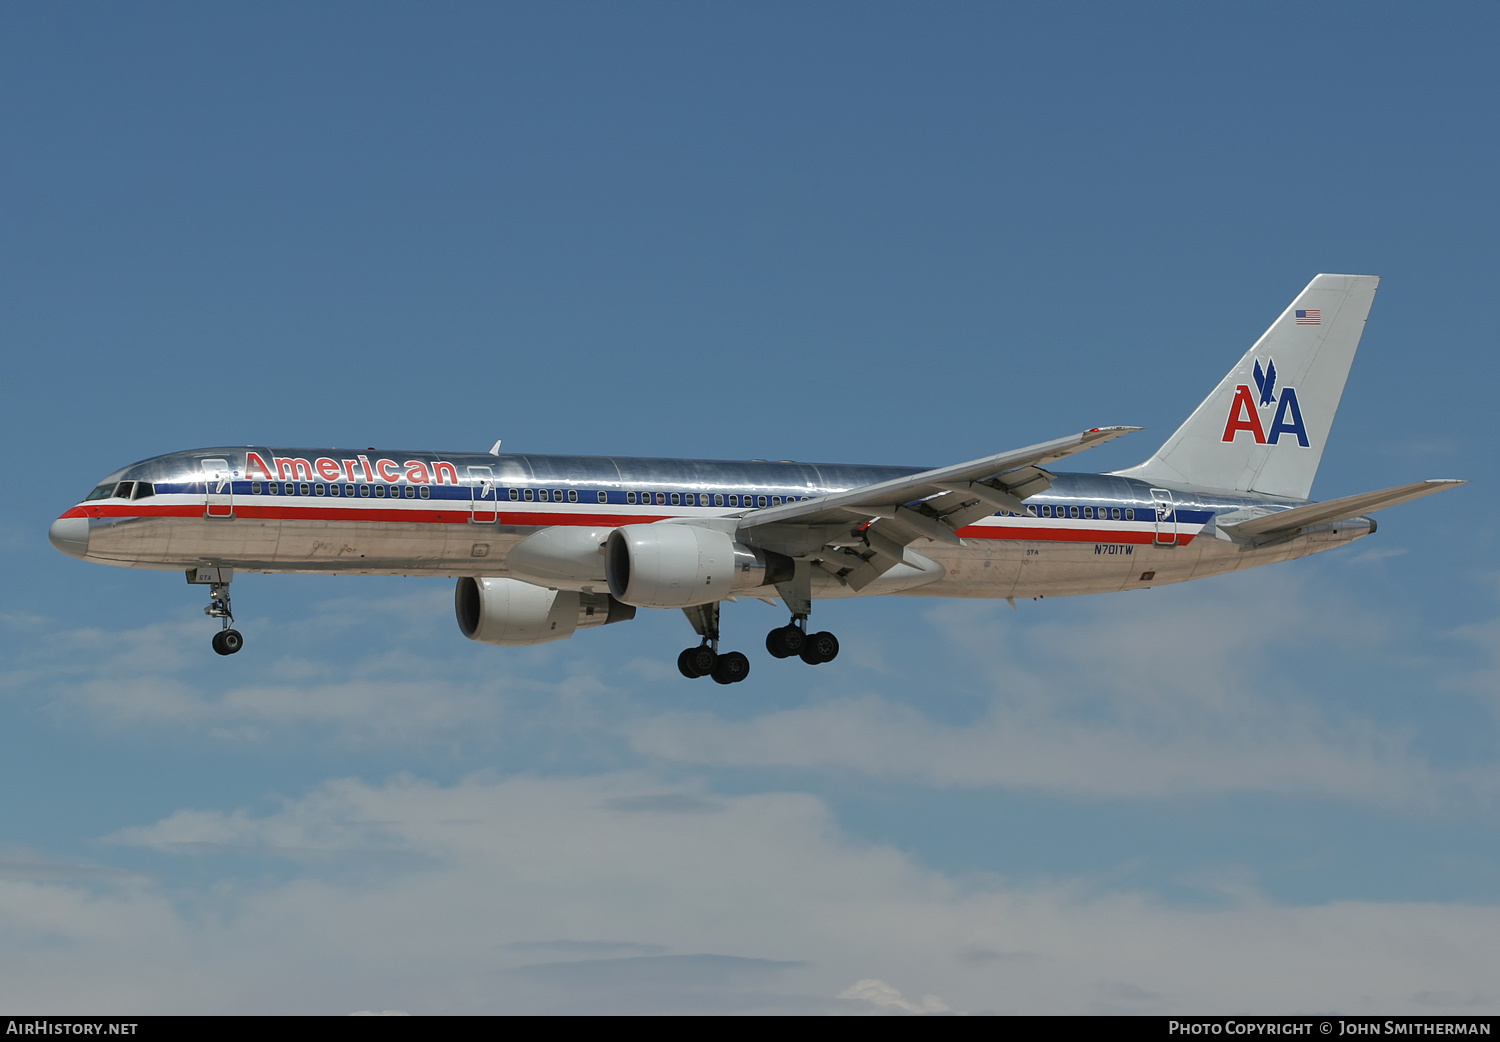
[0,771,1493,1014]
[629,572,1500,808]
[838,978,950,1014]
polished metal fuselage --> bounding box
[55,446,1372,601]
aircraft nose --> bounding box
[48,516,90,559]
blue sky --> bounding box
[2,2,1497,1014]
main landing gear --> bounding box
[676,604,841,683]
[189,566,244,656]
[677,602,750,684]
[765,616,839,665]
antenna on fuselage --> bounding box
[489,440,502,455]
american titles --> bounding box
[245,452,458,485]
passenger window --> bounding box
[524,488,534,501]
[299,483,311,496]
[714,494,724,506]
[1125,508,1135,521]
[420,487,431,499]
[330,484,341,497]
[1112,508,1121,520]
[1083,506,1093,519]
[404,485,414,498]
[1041,505,1051,517]
[626,492,637,504]
[655,493,666,505]
[597,491,607,504]
[1069,506,1080,518]
[757,495,768,507]
[269,482,280,495]
[314,483,325,496]
[569,490,579,503]
[508,488,519,501]
[537,489,549,502]
[554,490,564,502]
[344,485,354,497]
[670,493,681,506]
[772,496,782,505]
[375,485,386,498]
[728,495,738,507]
[251,482,262,495]
[115,481,135,499]
[359,485,370,497]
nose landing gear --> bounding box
[189,567,244,656]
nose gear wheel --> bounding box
[194,573,245,656]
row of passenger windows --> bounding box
[511,488,590,503]
[502,488,811,507]
[240,483,808,506]
[102,479,1144,519]
[1036,505,1136,520]
[250,482,431,499]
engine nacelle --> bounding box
[605,523,789,608]
[455,577,635,646]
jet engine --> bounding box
[455,576,635,646]
[605,523,791,608]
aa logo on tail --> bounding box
[1221,358,1309,446]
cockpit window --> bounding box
[114,481,135,499]
[84,483,117,501]
[132,482,155,499]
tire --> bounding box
[765,625,805,659]
[220,629,244,655]
[711,650,750,685]
[680,645,717,678]
[799,631,838,665]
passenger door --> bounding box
[468,466,498,524]
[1151,488,1176,545]
[201,458,234,519]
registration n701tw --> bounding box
[49,275,1464,684]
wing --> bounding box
[736,426,1141,594]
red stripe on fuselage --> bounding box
[61,502,673,526]
[62,502,1196,545]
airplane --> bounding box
[49,274,1464,684]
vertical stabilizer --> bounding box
[1114,274,1379,500]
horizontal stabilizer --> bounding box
[1220,479,1466,538]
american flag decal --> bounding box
[1295,309,1321,325]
